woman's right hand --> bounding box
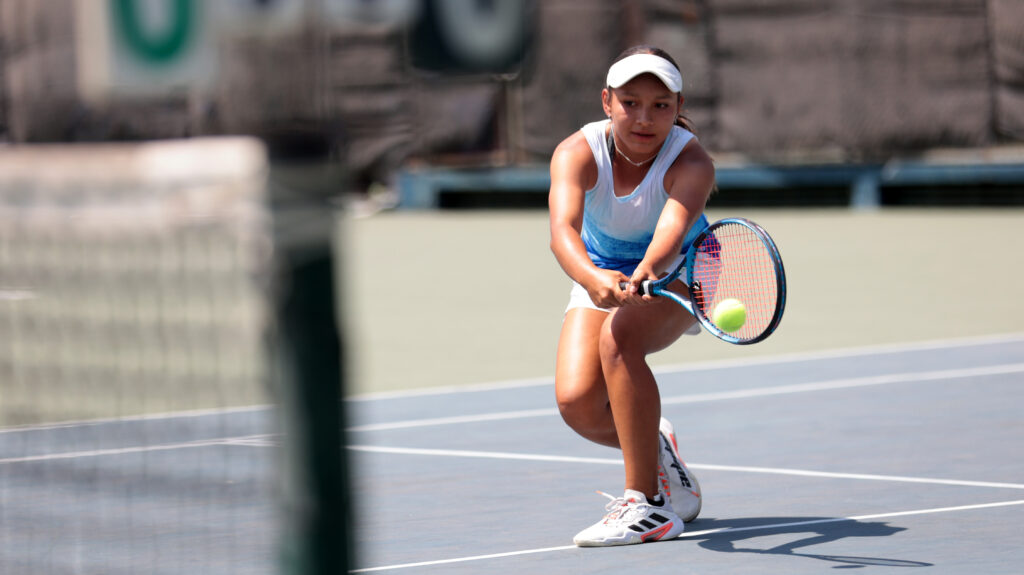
[584,269,632,308]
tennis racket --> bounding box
[620,218,786,344]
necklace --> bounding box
[615,146,657,167]
[608,127,658,167]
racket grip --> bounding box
[618,280,652,296]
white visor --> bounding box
[606,54,683,93]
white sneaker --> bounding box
[658,417,702,522]
[573,489,685,547]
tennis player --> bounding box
[548,45,714,546]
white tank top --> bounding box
[579,119,709,273]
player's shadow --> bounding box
[683,516,933,568]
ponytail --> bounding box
[676,113,697,135]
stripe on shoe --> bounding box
[641,522,675,542]
[627,512,671,533]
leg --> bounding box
[555,308,619,448]
[600,294,696,499]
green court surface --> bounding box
[341,208,1024,397]
[4,207,1021,422]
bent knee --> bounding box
[556,385,594,420]
[597,322,645,367]
[555,381,606,428]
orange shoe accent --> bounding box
[642,522,675,542]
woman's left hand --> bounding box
[621,265,659,305]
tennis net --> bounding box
[0,138,287,573]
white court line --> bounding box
[0,434,273,464]
[349,445,621,467]
[661,363,1024,406]
[220,436,278,447]
[350,499,1024,573]
[348,362,1024,432]
[0,405,271,435]
[679,499,1024,537]
[3,333,1021,434]
[350,544,579,574]
[347,332,1024,402]
[349,407,557,432]
[348,445,1024,490]
[686,463,1024,491]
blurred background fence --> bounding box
[2,0,1023,208]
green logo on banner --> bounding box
[112,0,193,64]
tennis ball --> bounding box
[712,298,746,333]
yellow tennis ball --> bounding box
[712,298,746,332]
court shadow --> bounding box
[684,516,933,569]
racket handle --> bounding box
[618,280,653,296]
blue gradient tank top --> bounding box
[579,119,709,274]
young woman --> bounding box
[548,46,715,547]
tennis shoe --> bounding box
[659,417,702,522]
[573,489,684,547]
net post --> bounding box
[265,128,352,574]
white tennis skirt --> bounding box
[564,254,702,336]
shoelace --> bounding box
[595,491,624,521]
[595,491,649,524]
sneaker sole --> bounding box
[574,521,685,547]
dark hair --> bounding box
[608,45,697,134]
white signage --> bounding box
[76,0,215,100]
[75,0,525,100]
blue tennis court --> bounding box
[348,334,1024,573]
[2,334,1022,573]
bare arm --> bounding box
[548,133,631,308]
[627,140,716,289]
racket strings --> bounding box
[692,223,779,340]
